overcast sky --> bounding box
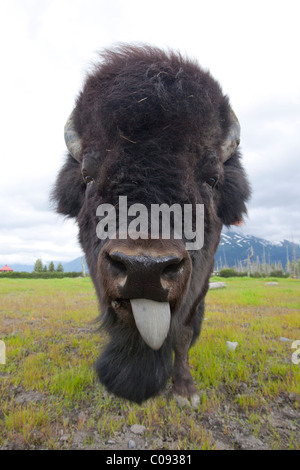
[0,0,299,266]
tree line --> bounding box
[216,259,299,278]
[34,259,64,273]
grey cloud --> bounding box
[1,0,300,266]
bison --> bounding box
[52,45,250,405]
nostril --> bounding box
[161,258,185,278]
[106,252,127,275]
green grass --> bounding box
[0,276,299,449]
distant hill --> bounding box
[5,257,89,274]
[3,232,300,273]
[3,263,35,273]
[62,257,89,273]
[215,231,300,270]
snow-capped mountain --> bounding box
[215,230,300,269]
[3,232,300,272]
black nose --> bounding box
[106,251,184,301]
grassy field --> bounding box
[0,276,299,450]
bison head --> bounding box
[52,45,250,404]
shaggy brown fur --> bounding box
[52,45,250,403]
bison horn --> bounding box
[64,110,81,162]
[64,107,240,163]
[221,109,240,162]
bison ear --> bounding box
[217,152,251,226]
[51,155,85,217]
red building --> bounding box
[0,264,13,272]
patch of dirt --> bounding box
[1,384,299,450]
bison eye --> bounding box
[81,152,99,185]
[206,177,218,189]
[84,175,94,185]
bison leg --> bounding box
[172,301,204,407]
[172,325,199,407]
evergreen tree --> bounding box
[48,261,55,272]
[56,263,64,272]
[34,259,43,272]
[43,265,47,272]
